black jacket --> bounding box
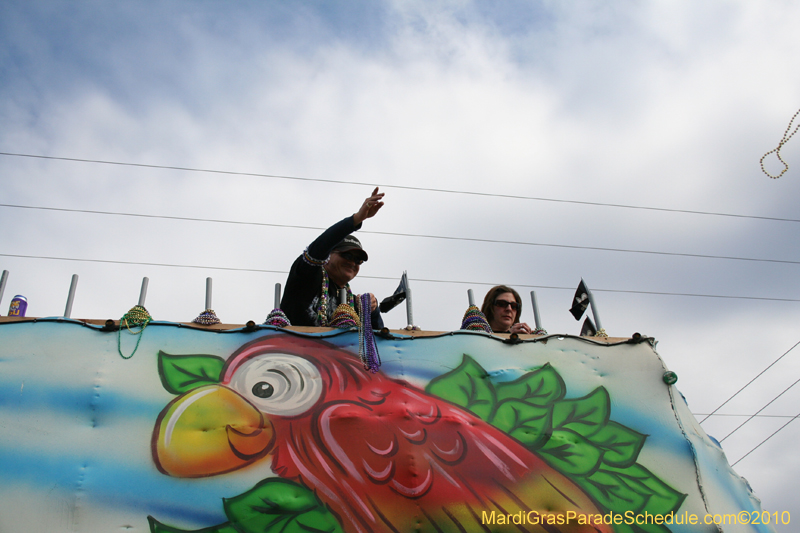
[281,215,384,328]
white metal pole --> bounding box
[584,281,603,331]
[205,278,213,310]
[0,270,8,311]
[64,274,79,318]
[403,272,413,327]
[138,277,149,307]
[467,289,475,307]
[530,290,542,330]
[274,283,282,309]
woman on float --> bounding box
[480,285,532,334]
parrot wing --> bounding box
[286,385,611,533]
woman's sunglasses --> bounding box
[493,300,519,311]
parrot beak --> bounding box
[152,385,274,477]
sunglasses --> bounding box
[337,251,364,265]
[493,300,519,311]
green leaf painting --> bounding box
[495,363,566,405]
[588,422,647,469]
[539,429,603,475]
[490,399,552,449]
[147,479,343,533]
[148,516,238,533]
[601,464,687,516]
[551,387,610,437]
[577,468,650,514]
[158,351,225,394]
[224,479,344,533]
[426,354,496,420]
[425,355,686,533]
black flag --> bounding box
[570,279,589,320]
[379,273,407,313]
[580,317,597,336]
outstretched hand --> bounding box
[353,187,385,226]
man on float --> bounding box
[281,187,385,328]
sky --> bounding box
[1,0,799,528]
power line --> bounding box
[2,252,800,302]
[718,375,800,442]
[731,412,800,467]
[3,151,800,223]
[0,253,290,275]
[699,339,800,423]
[4,203,800,266]
[0,204,327,232]
[693,413,798,419]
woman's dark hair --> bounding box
[480,285,522,329]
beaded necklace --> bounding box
[761,107,800,179]
[118,305,152,359]
[460,305,492,333]
[330,302,359,329]
[264,308,290,327]
[193,308,220,325]
[357,293,381,373]
[316,268,353,326]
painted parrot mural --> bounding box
[149,334,685,533]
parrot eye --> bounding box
[252,382,275,398]
[228,353,322,417]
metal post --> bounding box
[0,270,8,310]
[530,290,542,330]
[274,283,282,309]
[585,282,603,331]
[405,287,413,327]
[138,277,149,307]
[205,278,213,310]
[403,272,413,327]
[64,274,79,318]
[467,289,475,307]
[339,289,348,307]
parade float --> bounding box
[0,273,777,533]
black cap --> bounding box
[332,235,368,262]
